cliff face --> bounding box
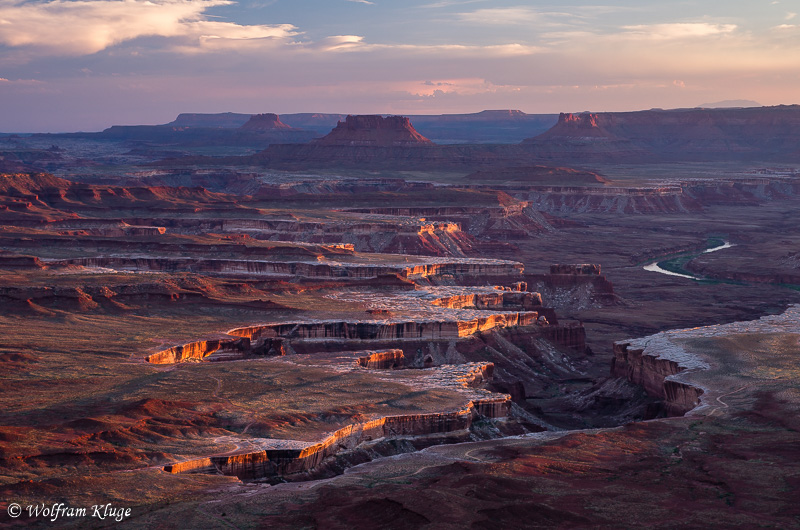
[313,115,433,147]
[430,291,542,310]
[546,113,606,137]
[611,342,703,416]
[357,350,405,369]
[228,312,540,343]
[165,390,511,480]
[146,338,251,364]
[53,256,523,281]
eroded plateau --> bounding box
[1,108,800,528]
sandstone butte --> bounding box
[238,113,296,131]
[312,114,435,147]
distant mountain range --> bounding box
[166,110,560,144]
[21,105,800,172]
[522,105,800,162]
[696,100,762,108]
[156,105,800,171]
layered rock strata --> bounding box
[228,313,540,342]
[164,363,509,480]
[356,350,404,369]
[146,337,251,364]
[50,256,523,281]
[430,290,543,310]
[611,341,704,416]
[143,283,557,365]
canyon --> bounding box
[1,105,799,527]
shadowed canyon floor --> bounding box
[1,110,800,527]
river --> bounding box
[644,241,734,280]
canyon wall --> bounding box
[146,314,566,365]
[611,342,703,416]
[430,291,543,310]
[51,256,522,281]
[145,338,251,364]
[164,393,510,480]
[228,312,540,342]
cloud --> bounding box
[420,0,485,8]
[380,43,540,56]
[787,12,797,20]
[0,77,43,85]
[0,0,298,56]
[407,77,521,98]
[0,0,539,61]
[312,35,365,52]
[301,37,541,57]
[456,7,540,25]
[0,77,50,95]
[621,23,737,40]
[453,5,636,26]
[346,0,374,4]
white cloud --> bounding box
[787,12,797,20]
[346,0,374,4]
[293,34,541,57]
[0,0,298,56]
[456,7,539,25]
[350,42,541,57]
[312,35,365,52]
[420,0,485,8]
[0,0,541,61]
[0,77,42,84]
[621,23,737,40]
[407,77,522,98]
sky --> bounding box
[0,0,798,132]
